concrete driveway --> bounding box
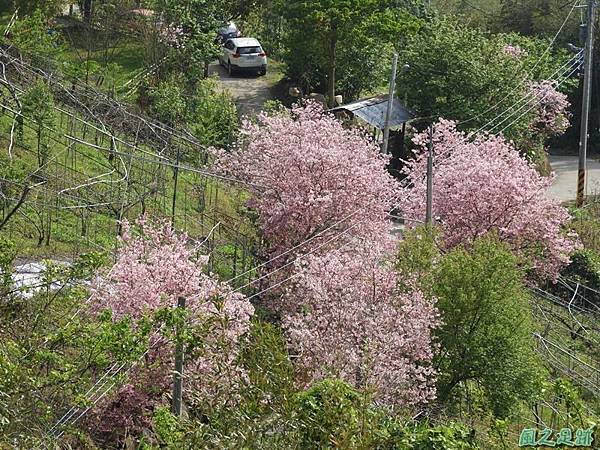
[547,154,600,203]
[208,61,282,116]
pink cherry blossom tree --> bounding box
[503,44,527,58]
[222,102,439,407]
[160,23,186,49]
[88,216,254,439]
[220,101,398,263]
[400,119,579,280]
[283,247,439,407]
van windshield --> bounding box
[238,46,261,55]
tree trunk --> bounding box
[0,185,30,231]
[327,23,337,108]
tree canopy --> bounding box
[400,119,578,280]
[398,231,546,418]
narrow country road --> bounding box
[208,61,281,116]
[547,154,600,203]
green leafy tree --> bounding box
[496,0,580,45]
[398,230,545,418]
[282,0,422,104]
[397,18,573,146]
[7,9,63,63]
[12,0,66,17]
[431,0,502,32]
[154,0,227,84]
[431,0,580,47]
[239,0,287,59]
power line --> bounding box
[483,51,582,133]
[457,0,581,127]
[494,60,582,133]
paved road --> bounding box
[547,154,600,203]
[208,61,278,116]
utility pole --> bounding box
[426,124,434,226]
[577,0,596,206]
[382,53,398,154]
[172,296,186,417]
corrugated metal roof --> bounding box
[330,95,414,130]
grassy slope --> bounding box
[0,28,258,284]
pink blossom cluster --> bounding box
[221,101,398,262]
[503,44,527,57]
[160,23,186,49]
[90,216,202,320]
[224,102,439,407]
[283,247,439,406]
[89,217,254,437]
[400,119,579,280]
[529,80,571,135]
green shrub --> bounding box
[292,378,480,450]
[571,199,600,252]
[149,406,186,449]
[410,422,478,450]
[188,77,238,148]
[145,76,237,151]
[294,378,374,449]
[560,249,600,306]
[380,420,479,450]
[147,77,187,127]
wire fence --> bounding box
[531,286,600,399]
[0,47,267,445]
[0,48,260,290]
